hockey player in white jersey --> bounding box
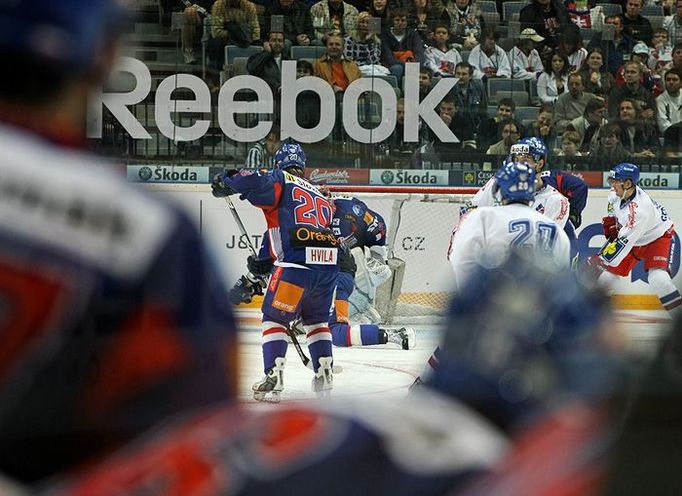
[588,163,682,315]
[449,159,572,291]
[471,137,570,229]
[415,160,572,388]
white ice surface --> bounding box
[235,309,673,405]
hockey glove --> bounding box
[569,212,582,229]
[247,255,274,276]
[338,246,357,276]
[228,272,268,305]
[583,254,608,280]
[602,216,619,241]
[459,201,476,217]
[211,172,236,198]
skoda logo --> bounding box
[138,166,153,181]
[381,170,394,184]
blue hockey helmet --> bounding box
[609,162,640,185]
[494,159,536,203]
[0,0,126,71]
[510,137,548,165]
[274,143,307,171]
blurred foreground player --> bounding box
[37,253,628,496]
[419,160,572,384]
[0,0,238,484]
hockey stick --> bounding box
[287,321,342,373]
[224,196,258,257]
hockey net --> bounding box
[328,186,478,324]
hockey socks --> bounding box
[305,323,333,373]
[649,269,682,316]
[261,321,289,373]
[331,323,383,347]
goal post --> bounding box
[327,186,478,324]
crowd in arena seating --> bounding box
[158,0,682,169]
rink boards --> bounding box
[145,185,682,310]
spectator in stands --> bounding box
[615,42,658,93]
[430,93,477,158]
[246,127,282,168]
[657,68,682,133]
[408,0,449,44]
[555,129,582,156]
[609,60,657,117]
[247,30,286,91]
[264,0,314,51]
[587,14,635,75]
[579,47,615,99]
[584,123,632,170]
[617,97,659,157]
[368,0,392,32]
[622,0,653,44]
[208,0,260,84]
[381,9,425,85]
[478,97,517,151]
[519,0,571,55]
[537,48,569,104]
[310,0,359,43]
[344,11,388,75]
[467,27,511,80]
[486,118,522,156]
[452,61,487,130]
[558,25,587,72]
[424,23,462,77]
[314,31,362,93]
[386,98,419,153]
[664,0,682,47]
[296,60,321,127]
[509,28,545,80]
[530,107,559,149]
[444,0,484,50]
[566,96,607,153]
[650,28,674,79]
[181,0,215,64]
[673,42,682,71]
[419,66,434,100]
[554,73,596,133]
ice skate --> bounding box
[253,357,285,402]
[384,327,416,350]
[312,356,334,397]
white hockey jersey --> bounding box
[447,204,571,292]
[471,177,570,228]
[602,187,674,267]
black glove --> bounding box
[338,246,357,276]
[247,255,274,276]
[569,212,582,229]
[211,172,236,198]
[228,273,267,305]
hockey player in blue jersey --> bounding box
[212,144,339,402]
[0,0,239,483]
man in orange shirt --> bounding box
[313,32,362,94]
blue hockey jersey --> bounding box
[331,196,387,249]
[226,169,339,269]
[541,169,588,218]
